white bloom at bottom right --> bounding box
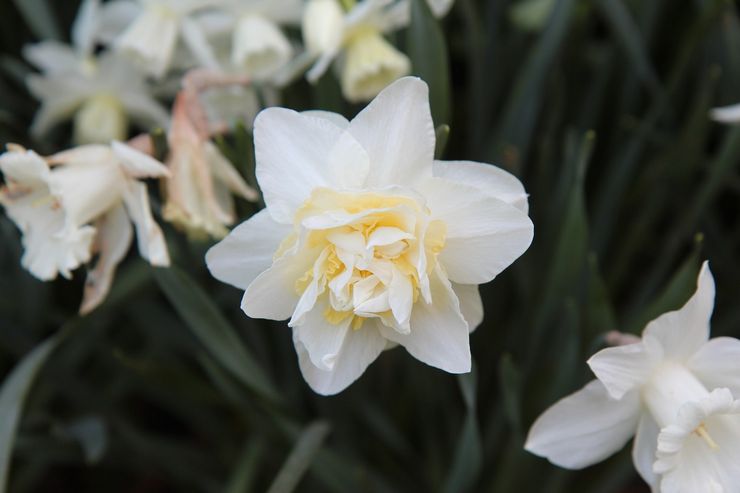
[525,262,740,493]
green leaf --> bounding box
[153,267,279,403]
[499,355,523,437]
[0,332,66,492]
[595,0,661,93]
[224,439,264,493]
[443,369,482,493]
[266,421,331,493]
[11,0,61,40]
[407,0,452,125]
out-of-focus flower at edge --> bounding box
[0,142,171,314]
[107,0,222,78]
[218,0,303,82]
[162,70,259,239]
[206,77,533,395]
[300,0,453,103]
[710,102,740,124]
[525,262,740,493]
[23,0,169,144]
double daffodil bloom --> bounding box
[526,262,740,493]
[24,0,168,144]
[0,143,171,314]
[206,78,533,394]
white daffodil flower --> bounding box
[301,0,413,102]
[525,261,740,493]
[206,77,533,395]
[23,0,169,144]
[300,0,456,102]
[211,0,303,82]
[108,0,222,78]
[163,77,259,239]
[0,143,171,314]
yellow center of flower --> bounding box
[284,188,446,331]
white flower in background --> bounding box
[206,78,533,395]
[302,0,453,102]
[0,143,171,314]
[23,0,169,144]
[214,0,303,82]
[108,0,222,78]
[162,73,259,239]
[525,262,740,493]
[710,103,740,124]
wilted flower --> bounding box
[206,77,533,394]
[161,70,259,239]
[111,0,221,78]
[24,0,168,144]
[525,262,740,493]
[0,142,171,314]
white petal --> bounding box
[121,180,170,266]
[294,319,387,395]
[420,177,533,285]
[632,413,660,488]
[643,261,715,361]
[327,130,370,189]
[346,77,434,188]
[301,110,349,129]
[254,108,345,223]
[689,337,740,396]
[524,380,641,469]
[72,0,100,56]
[180,17,220,70]
[206,209,291,290]
[587,342,654,400]
[111,141,170,179]
[432,160,529,213]
[293,299,352,371]
[241,244,322,320]
[379,267,470,373]
[453,283,483,332]
[118,90,170,129]
[710,103,740,124]
[48,158,124,230]
[79,203,133,315]
[23,41,80,73]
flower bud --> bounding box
[73,94,127,145]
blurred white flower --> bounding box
[302,0,413,102]
[0,142,171,314]
[212,0,303,82]
[162,72,259,239]
[710,103,740,124]
[108,0,222,78]
[23,1,169,144]
[525,262,740,493]
[206,78,533,395]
